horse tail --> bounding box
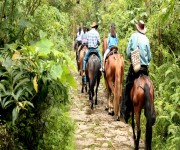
[114,56,122,118]
[90,56,99,90]
[144,83,152,149]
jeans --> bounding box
[83,48,102,71]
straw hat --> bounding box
[136,20,147,34]
[91,22,98,28]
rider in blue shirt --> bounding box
[122,20,152,123]
[103,23,118,70]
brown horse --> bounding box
[104,53,124,120]
[103,38,124,120]
[79,45,88,93]
[79,45,88,76]
[130,75,156,150]
[102,38,108,56]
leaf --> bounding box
[63,73,76,89]
[2,57,14,70]
[13,72,24,86]
[13,89,24,100]
[14,78,30,92]
[12,51,20,60]
[50,64,63,80]
[165,69,173,77]
[0,83,6,93]
[39,30,47,39]
[12,106,20,125]
[33,75,38,93]
[23,101,34,108]
[34,38,54,56]
[2,98,14,109]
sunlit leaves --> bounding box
[33,75,38,93]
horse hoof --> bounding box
[116,116,120,121]
[111,111,115,116]
[105,106,108,111]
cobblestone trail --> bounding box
[70,72,144,150]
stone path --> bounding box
[70,72,144,150]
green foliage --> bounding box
[0,57,34,124]
[150,56,180,149]
[38,105,75,150]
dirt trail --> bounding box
[70,71,144,150]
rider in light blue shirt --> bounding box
[103,23,118,61]
[126,32,151,66]
[122,20,152,123]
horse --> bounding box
[130,75,156,150]
[104,50,124,121]
[102,38,124,120]
[85,53,101,109]
[79,44,88,76]
[79,44,88,93]
[102,38,108,56]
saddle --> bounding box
[106,46,118,60]
[89,50,98,57]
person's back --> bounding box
[127,32,151,66]
[81,26,87,44]
[102,23,118,71]
[76,28,84,42]
[82,22,102,82]
[87,28,100,49]
[108,34,118,49]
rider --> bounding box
[121,20,151,123]
[102,23,118,71]
[82,22,102,81]
[74,27,84,51]
[77,26,88,62]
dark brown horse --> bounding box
[103,39,124,120]
[85,53,101,109]
[130,75,156,150]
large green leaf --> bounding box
[50,64,63,80]
[34,38,54,56]
[12,106,20,125]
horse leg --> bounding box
[131,109,137,148]
[91,87,94,109]
[88,81,91,100]
[108,80,115,115]
[135,111,141,150]
[95,76,100,105]
[81,77,84,93]
[104,77,110,111]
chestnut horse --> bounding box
[103,39,124,120]
[79,45,88,93]
[79,45,88,76]
[130,75,156,150]
[102,38,108,56]
[85,53,101,109]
